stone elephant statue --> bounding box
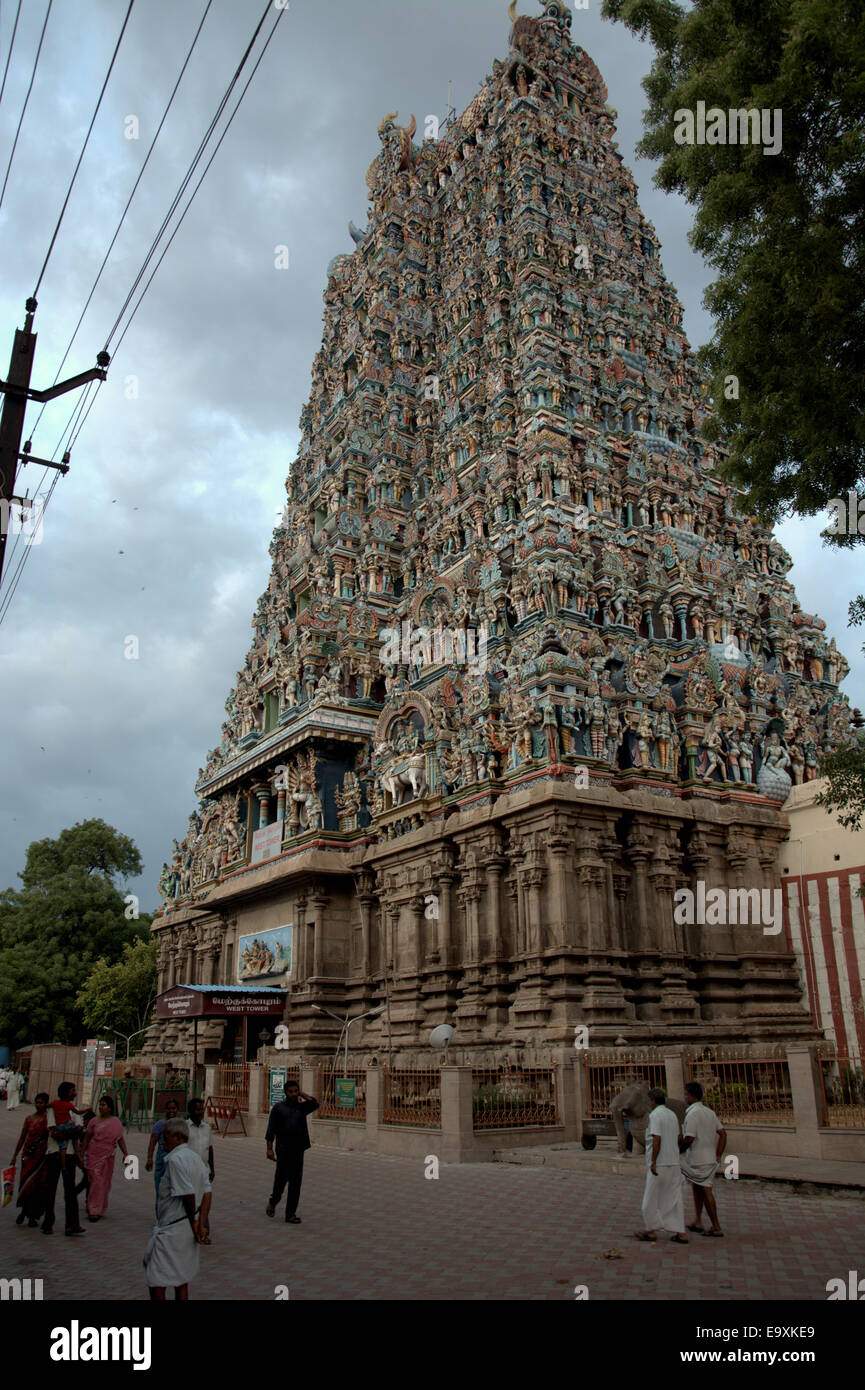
[610,1081,686,1155]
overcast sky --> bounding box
[0,0,861,911]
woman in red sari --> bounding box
[10,1092,50,1227]
[80,1095,128,1221]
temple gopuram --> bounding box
[148,0,852,1068]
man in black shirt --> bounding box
[265,1081,318,1224]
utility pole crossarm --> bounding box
[0,362,108,403]
[0,295,110,587]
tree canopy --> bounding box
[0,820,152,1049]
[602,0,865,524]
[76,937,158,1042]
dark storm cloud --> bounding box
[0,0,861,909]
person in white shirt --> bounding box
[6,1070,23,1109]
[634,1088,687,1243]
[680,1081,726,1237]
[143,1119,211,1300]
[186,1098,214,1243]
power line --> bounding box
[32,0,135,298]
[0,0,23,111]
[0,0,52,215]
[68,1,285,467]
[0,0,287,623]
[104,0,277,351]
[110,2,287,360]
[28,0,214,446]
[0,468,59,627]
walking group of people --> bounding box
[9,1084,130,1234]
[7,1073,319,1298]
[635,1082,727,1243]
[7,1082,219,1300]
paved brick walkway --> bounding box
[0,1107,861,1301]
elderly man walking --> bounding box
[680,1081,726,1237]
[634,1087,687,1245]
[143,1118,212,1301]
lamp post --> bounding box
[99,1024,159,1063]
[311,1003,387,1077]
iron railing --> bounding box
[686,1047,793,1125]
[382,1067,442,1127]
[472,1066,559,1129]
[582,1049,666,1118]
[215,1064,250,1110]
[817,1046,865,1129]
[91,1077,198,1130]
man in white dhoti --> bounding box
[680,1081,726,1237]
[6,1070,23,1109]
[634,1087,687,1244]
[143,1119,212,1300]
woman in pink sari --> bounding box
[80,1095,128,1221]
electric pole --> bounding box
[0,296,109,586]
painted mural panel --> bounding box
[236,925,292,983]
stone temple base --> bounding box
[150,776,818,1065]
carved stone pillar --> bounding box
[482,853,507,961]
[167,940,178,989]
[427,845,456,966]
[309,886,329,979]
[544,819,573,949]
[294,891,309,984]
[356,869,375,978]
[408,895,426,976]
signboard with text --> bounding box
[251,822,284,865]
[156,986,286,1019]
[269,1066,287,1106]
[335,1078,356,1109]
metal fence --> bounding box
[215,1064,250,1110]
[686,1047,794,1125]
[91,1078,197,1130]
[818,1048,865,1129]
[262,1065,301,1112]
[382,1067,442,1127]
[317,1065,367,1121]
[472,1066,559,1129]
[582,1049,666,1118]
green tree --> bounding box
[0,820,152,1048]
[601,0,865,523]
[76,937,158,1042]
[817,599,865,831]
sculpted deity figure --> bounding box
[659,599,675,640]
[633,711,655,769]
[560,693,583,754]
[701,726,728,781]
[653,709,675,773]
[588,695,607,760]
[606,706,624,765]
[761,730,791,776]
